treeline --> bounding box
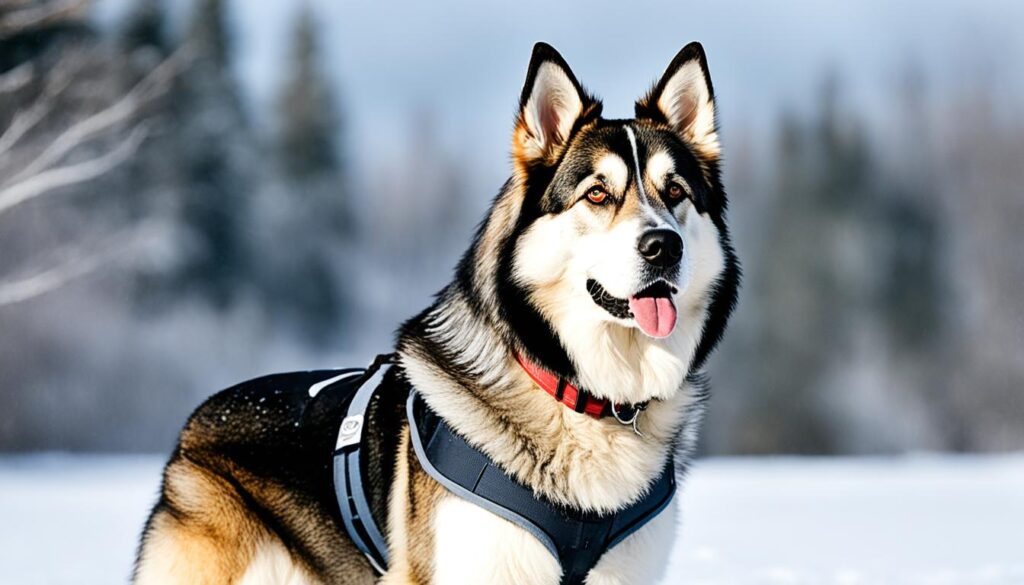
[0,0,474,451]
[128,0,353,343]
[1,1,1020,454]
[705,70,1024,454]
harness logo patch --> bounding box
[336,414,364,449]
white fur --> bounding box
[677,208,726,324]
[594,153,629,193]
[580,216,655,299]
[624,127,652,205]
[433,495,562,584]
[645,150,676,192]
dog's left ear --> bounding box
[636,42,719,160]
[514,43,600,171]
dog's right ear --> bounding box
[513,43,600,172]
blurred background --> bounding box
[1,0,1022,457]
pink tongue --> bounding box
[628,295,678,338]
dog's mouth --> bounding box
[586,279,678,338]
[586,279,632,320]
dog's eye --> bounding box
[667,182,685,201]
[586,186,609,205]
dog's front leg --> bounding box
[432,495,563,584]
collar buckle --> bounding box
[611,402,647,436]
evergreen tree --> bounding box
[262,4,351,344]
[169,0,255,309]
[737,75,880,454]
[186,0,229,68]
[277,7,340,181]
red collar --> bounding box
[515,352,641,420]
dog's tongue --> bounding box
[628,295,677,338]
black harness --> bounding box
[332,359,676,584]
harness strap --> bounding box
[331,354,397,574]
[407,391,676,585]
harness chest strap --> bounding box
[406,391,676,585]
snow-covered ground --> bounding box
[1,455,1022,584]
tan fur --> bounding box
[135,459,270,584]
[381,427,449,584]
[135,421,374,584]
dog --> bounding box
[133,41,739,585]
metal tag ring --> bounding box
[611,403,639,425]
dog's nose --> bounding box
[637,229,683,268]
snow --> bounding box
[1,455,1022,584]
[667,457,1024,584]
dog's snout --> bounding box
[637,229,683,268]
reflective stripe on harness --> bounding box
[331,358,394,574]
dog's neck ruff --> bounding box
[515,352,649,428]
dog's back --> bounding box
[133,371,394,585]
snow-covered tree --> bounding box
[167,0,256,308]
[261,4,351,344]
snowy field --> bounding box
[1,455,1022,584]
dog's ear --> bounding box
[636,42,719,161]
[514,43,600,171]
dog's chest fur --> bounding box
[401,351,701,512]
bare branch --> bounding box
[0,61,33,94]
[0,65,72,158]
[0,245,109,306]
[0,219,167,307]
[0,46,195,303]
[3,47,191,187]
[0,125,148,216]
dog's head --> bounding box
[458,43,738,404]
